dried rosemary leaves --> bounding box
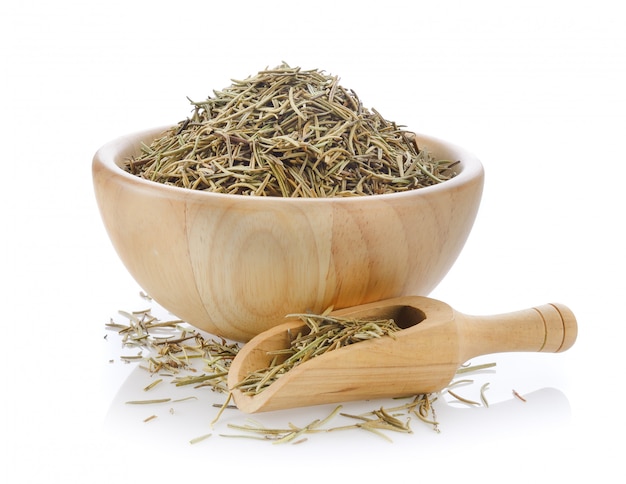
[125,63,458,197]
[233,313,403,395]
[106,307,238,394]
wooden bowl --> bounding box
[92,127,484,341]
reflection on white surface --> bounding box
[99,296,580,481]
[101,296,572,457]
[103,353,571,455]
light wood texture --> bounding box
[228,295,577,413]
[92,128,484,341]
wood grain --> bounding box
[93,128,484,341]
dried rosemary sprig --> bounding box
[233,313,402,395]
[125,63,458,197]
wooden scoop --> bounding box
[228,296,577,413]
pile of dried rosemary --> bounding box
[125,64,458,197]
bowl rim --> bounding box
[93,126,484,204]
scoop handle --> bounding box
[458,303,577,360]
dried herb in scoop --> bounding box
[232,313,403,395]
[125,63,458,197]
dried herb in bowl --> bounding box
[125,63,459,197]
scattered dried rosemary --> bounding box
[232,313,403,395]
[221,396,438,444]
[125,63,459,197]
[106,307,239,394]
[106,297,496,445]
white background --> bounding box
[2,0,624,482]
